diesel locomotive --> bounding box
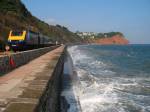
[8,30,53,50]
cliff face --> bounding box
[86,35,129,45]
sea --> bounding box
[66,44,150,112]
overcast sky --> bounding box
[22,0,150,44]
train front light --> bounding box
[8,40,11,42]
[19,40,23,42]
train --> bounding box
[7,30,54,51]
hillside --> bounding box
[0,0,83,44]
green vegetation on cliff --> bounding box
[0,0,82,44]
[95,32,124,38]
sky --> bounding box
[21,0,150,44]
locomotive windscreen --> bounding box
[11,31,23,36]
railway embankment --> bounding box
[0,46,59,75]
[0,46,65,112]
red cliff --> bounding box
[87,35,129,45]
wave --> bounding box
[67,45,150,112]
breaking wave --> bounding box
[67,45,150,112]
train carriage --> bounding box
[8,30,52,51]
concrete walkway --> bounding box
[0,46,64,112]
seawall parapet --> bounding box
[0,46,59,75]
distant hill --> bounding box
[92,35,129,45]
[93,32,129,45]
[0,0,83,44]
[77,32,129,45]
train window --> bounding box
[11,31,23,36]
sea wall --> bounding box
[35,48,65,112]
[60,48,82,112]
[0,46,58,75]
